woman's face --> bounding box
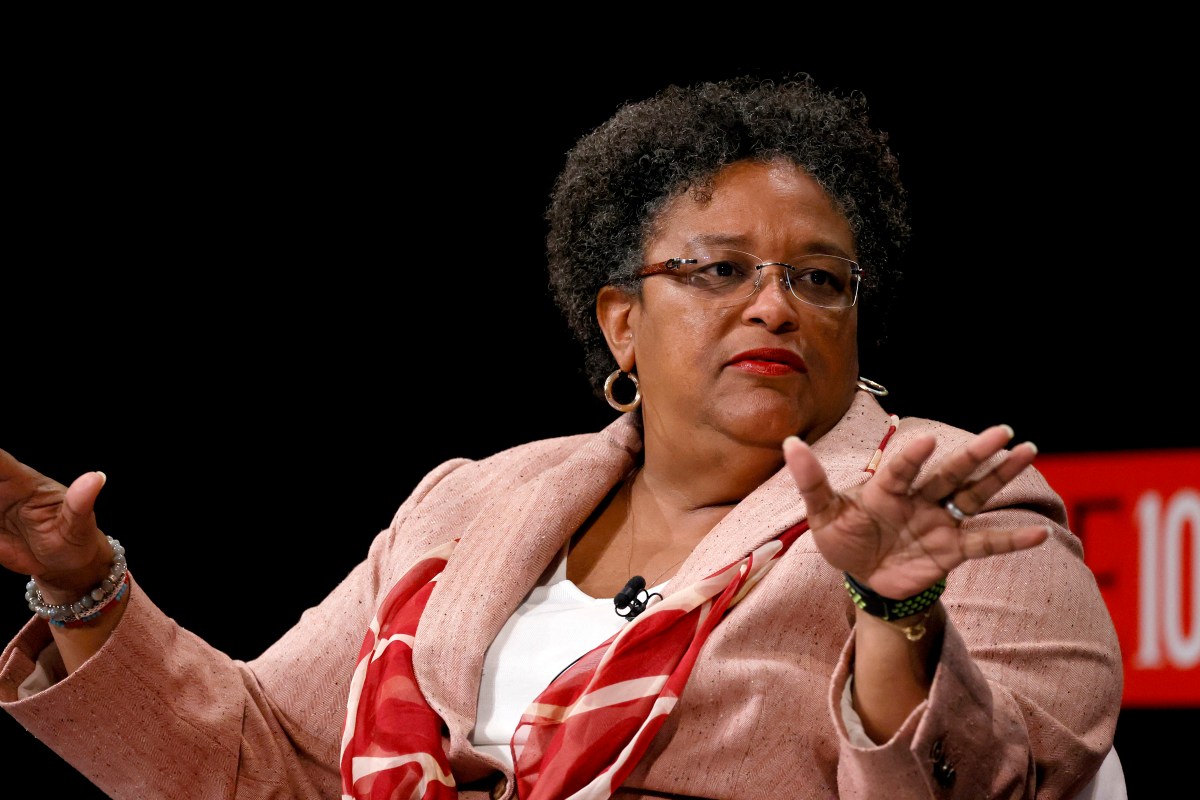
[606,158,860,449]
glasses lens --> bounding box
[675,249,759,303]
[785,255,860,308]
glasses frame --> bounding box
[635,250,863,309]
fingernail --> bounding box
[95,471,107,484]
[783,435,801,449]
[1000,424,1015,438]
[1025,442,1038,455]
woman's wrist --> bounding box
[843,572,947,641]
[31,534,119,603]
[854,600,944,642]
[843,572,946,619]
[27,536,128,627]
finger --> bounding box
[917,424,1016,503]
[870,433,936,495]
[959,523,1050,559]
[783,436,837,518]
[952,441,1038,513]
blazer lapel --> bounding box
[411,414,644,745]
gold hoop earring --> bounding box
[856,377,889,397]
[604,370,642,412]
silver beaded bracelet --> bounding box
[25,536,128,628]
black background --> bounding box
[2,29,1196,798]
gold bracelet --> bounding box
[886,606,935,642]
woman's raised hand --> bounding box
[782,424,1049,600]
[0,448,111,593]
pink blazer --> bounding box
[0,393,1122,798]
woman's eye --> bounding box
[694,260,746,279]
[796,269,842,290]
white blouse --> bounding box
[469,544,645,768]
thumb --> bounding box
[62,470,107,524]
[783,436,835,518]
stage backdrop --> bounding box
[1035,450,1199,708]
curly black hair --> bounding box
[545,73,912,401]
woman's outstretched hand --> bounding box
[783,424,1049,600]
[0,447,110,592]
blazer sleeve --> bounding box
[0,456,475,800]
[829,423,1124,799]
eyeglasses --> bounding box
[635,248,862,309]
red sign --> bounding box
[1034,450,1199,707]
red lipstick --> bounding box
[727,348,807,376]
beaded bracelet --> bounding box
[26,536,129,628]
[843,571,946,623]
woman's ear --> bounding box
[596,285,637,372]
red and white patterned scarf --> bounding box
[338,524,804,799]
[339,415,898,799]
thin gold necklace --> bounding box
[624,469,688,589]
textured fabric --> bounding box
[341,539,459,799]
[0,393,1124,799]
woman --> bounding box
[0,75,1121,798]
